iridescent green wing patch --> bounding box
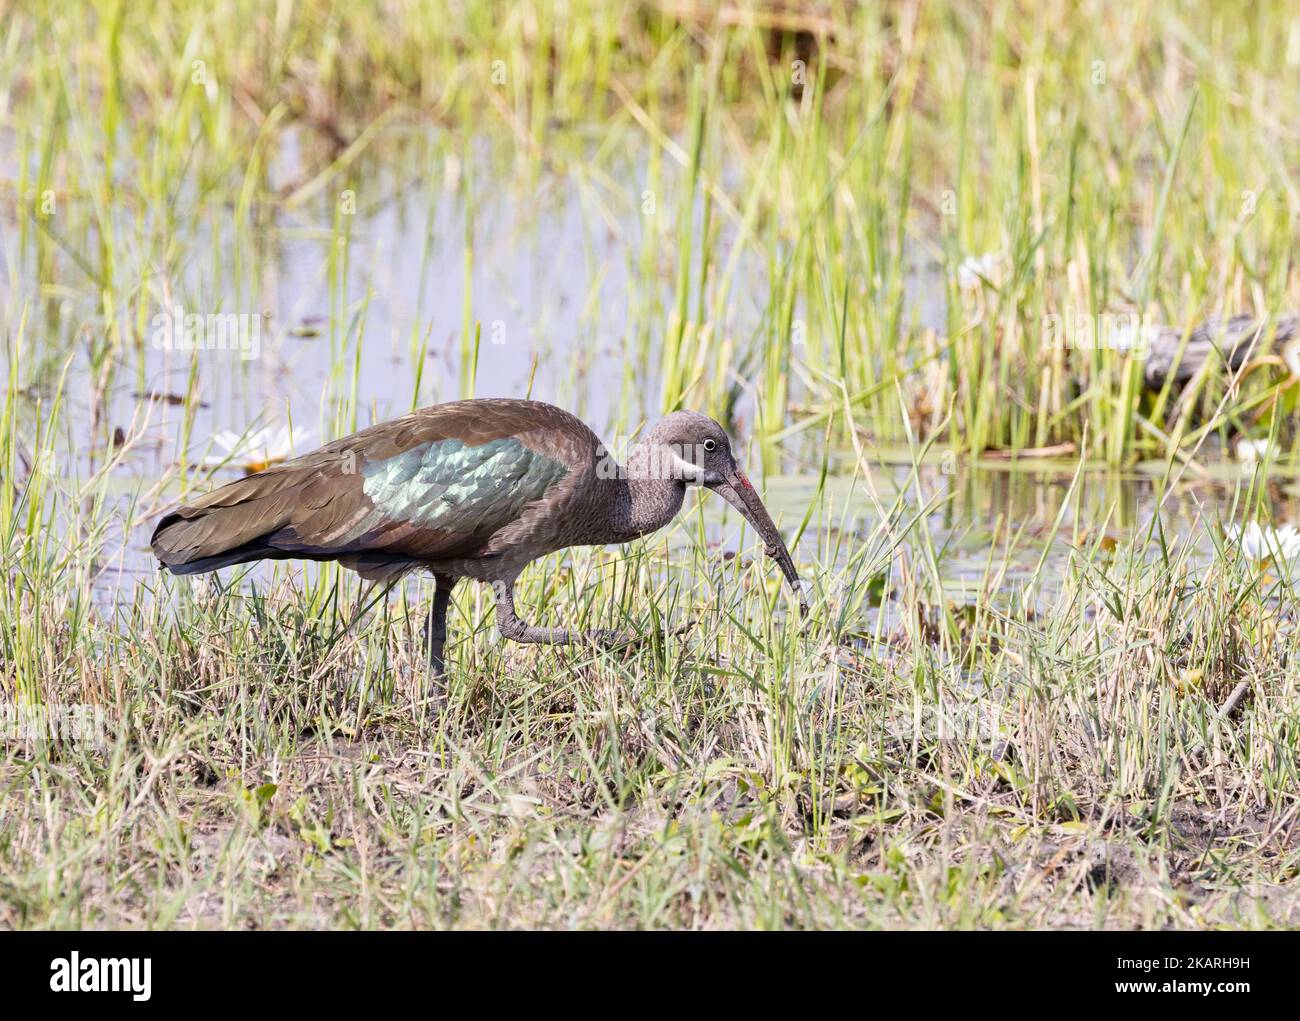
[360,436,569,542]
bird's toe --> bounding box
[586,624,692,651]
[588,628,637,649]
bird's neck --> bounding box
[605,447,686,540]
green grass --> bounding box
[2,0,1300,928]
[10,0,1300,459]
[5,447,1300,928]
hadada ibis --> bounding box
[152,399,806,679]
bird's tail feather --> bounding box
[159,540,287,576]
[150,464,313,575]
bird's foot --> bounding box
[423,668,447,701]
[583,622,695,651]
[584,628,638,649]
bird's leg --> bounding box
[492,580,632,648]
[422,573,456,689]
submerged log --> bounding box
[1142,312,1298,391]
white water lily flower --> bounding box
[1235,437,1271,463]
[202,425,310,473]
[956,252,1006,292]
[1226,522,1300,566]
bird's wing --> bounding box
[152,400,592,573]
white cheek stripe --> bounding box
[669,452,705,482]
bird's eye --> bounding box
[703,439,716,452]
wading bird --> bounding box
[152,399,805,681]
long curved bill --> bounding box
[707,469,808,616]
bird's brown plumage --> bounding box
[152,399,597,580]
[152,398,808,678]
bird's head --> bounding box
[638,410,807,615]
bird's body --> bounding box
[153,398,803,680]
[157,400,622,583]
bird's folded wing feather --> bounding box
[152,400,588,568]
